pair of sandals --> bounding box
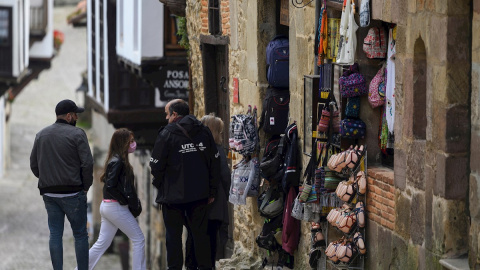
[335,171,367,202]
[353,231,367,255]
[308,222,326,268]
[325,236,357,264]
[327,145,366,173]
[326,232,367,264]
[326,201,365,234]
[326,204,357,234]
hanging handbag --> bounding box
[291,193,304,220]
[340,118,367,139]
[339,64,368,98]
[345,96,361,118]
[299,179,313,203]
[368,64,386,108]
[317,109,331,133]
[299,149,317,202]
[258,185,284,218]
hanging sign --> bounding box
[233,77,239,103]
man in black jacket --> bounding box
[150,99,220,270]
[30,99,94,270]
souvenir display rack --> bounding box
[321,154,367,270]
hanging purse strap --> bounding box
[176,123,208,166]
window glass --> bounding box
[0,9,10,46]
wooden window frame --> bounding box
[208,0,221,36]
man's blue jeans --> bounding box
[43,191,89,270]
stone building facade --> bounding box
[182,0,477,269]
[470,0,480,268]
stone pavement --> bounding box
[0,5,122,270]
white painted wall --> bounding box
[141,0,163,59]
[0,96,5,178]
[86,0,109,112]
[87,0,93,98]
[116,0,164,65]
[0,0,29,77]
[102,0,108,111]
[29,0,53,59]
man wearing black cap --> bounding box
[30,99,94,270]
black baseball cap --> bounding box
[55,99,85,116]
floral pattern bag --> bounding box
[340,118,366,139]
[368,65,386,108]
[339,64,368,98]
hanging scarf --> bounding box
[380,105,388,154]
[327,18,340,61]
[317,1,328,66]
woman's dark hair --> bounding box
[100,128,134,182]
[169,100,190,116]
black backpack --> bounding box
[259,88,290,135]
[256,214,283,252]
[259,135,286,182]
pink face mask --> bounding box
[128,141,137,153]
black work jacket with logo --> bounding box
[150,115,220,204]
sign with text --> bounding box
[155,64,189,107]
[233,77,239,103]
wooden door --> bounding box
[203,44,230,150]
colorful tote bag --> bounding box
[368,65,386,108]
[339,72,368,98]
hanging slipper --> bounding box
[327,208,341,227]
[337,210,357,234]
[311,223,326,248]
[332,146,353,172]
[354,232,367,254]
[345,145,366,170]
[355,170,367,195]
[355,201,366,228]
[335,176,357,202]
[325,238,343,263]
[336,240,357,263]
[309,247,322,268]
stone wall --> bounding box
[470,0,480,267]
[185,0,475,269]
[375,0,471,268]
[186,1,205,116]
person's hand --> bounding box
[208,197,215,204]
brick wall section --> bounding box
[199,0,230,35]
[221,0,230,35]
[366,166,395,231]
[200,0,208,34]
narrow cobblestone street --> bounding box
[0,5,121,270]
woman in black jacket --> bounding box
[185,113,231,270]
[77,128,146,270]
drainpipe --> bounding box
[138,149,151,267]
